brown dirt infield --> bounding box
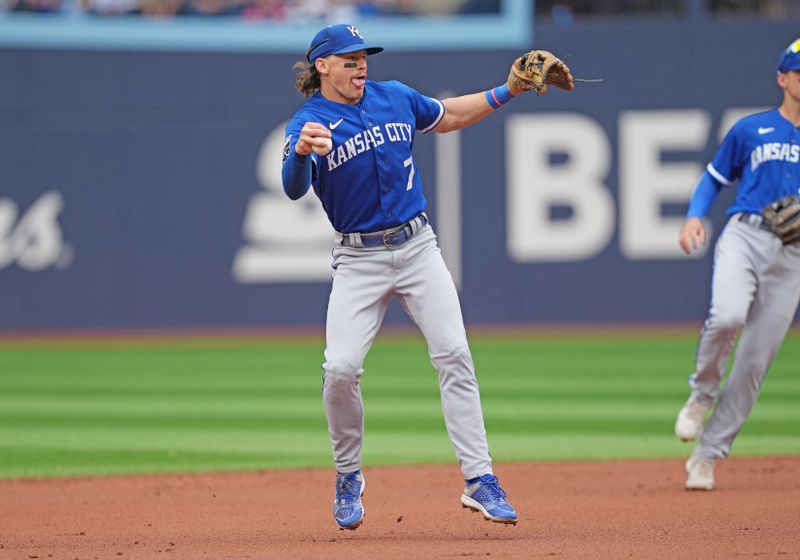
[1,457,798,560]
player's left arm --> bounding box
[433,50,575,133]
[433,92,499,133]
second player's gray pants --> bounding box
[321,225,493,479]
[690,216,800,460]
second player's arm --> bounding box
[679,171,723,255]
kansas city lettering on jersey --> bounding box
[326,122,414,171]
[750,142,800,171]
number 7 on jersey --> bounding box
[404,156,415,190]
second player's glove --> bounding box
[762,194,800,245]
[507,50,575,95]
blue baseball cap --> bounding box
[777,38,800,73]
[306,24,383,64]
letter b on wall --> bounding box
[506,113,613,262]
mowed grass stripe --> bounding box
[0,428,332,453]
[2,409,797,437]
[4,382,799,401]
[0,428,334,477]
[0,396,326,415]
[3,398,797,426]
[0,331,797,478]
[0,447,332,477]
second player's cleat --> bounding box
[334,470,365,530]
[461,474,518,524]
[685,454,715,491]
[675,396,711,441]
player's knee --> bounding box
[322,362,363,407]
[323,359,363,385]
[430,345,476,379]
[709,307,747,332]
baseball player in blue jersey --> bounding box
[674,38,800,491]
[281,24,573,529]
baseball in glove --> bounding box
[507,50,575,95]
[762,194,800,245]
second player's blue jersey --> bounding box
[708,108,800,215]
[284,80,444,234]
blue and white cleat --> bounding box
[334,470,365,530]
[461,473,517,524]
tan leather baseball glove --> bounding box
[762,194,800,245]
[507,50,575,95]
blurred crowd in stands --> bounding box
[536,0,800,22]
[0,0,500,18]
[1,0,798,20]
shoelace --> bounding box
[336,475,360,504]
[477,476,507,500]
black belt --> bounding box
[737,212,773,232]
[340,213,428,248]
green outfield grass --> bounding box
[0,329,798,479]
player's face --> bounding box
[318,51,368,105]
[778,70,800,104]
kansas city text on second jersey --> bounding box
[750,142,800,172]
[708,108,800,214]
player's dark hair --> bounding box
[293,60,321,98]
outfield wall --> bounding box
[1,19,798,329]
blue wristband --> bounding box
[484,83,514,109]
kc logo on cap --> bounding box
[306,24,384,64]
[346,26,363,39]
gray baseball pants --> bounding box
[690,215,800,460]
[321,224,493,479]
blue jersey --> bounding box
[708,108,800,215]
[284,80,444,234]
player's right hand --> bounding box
[296,122,332,156]
[679,217,706,255]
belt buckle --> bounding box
[383,225,409,248]
[383,229,400,247]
